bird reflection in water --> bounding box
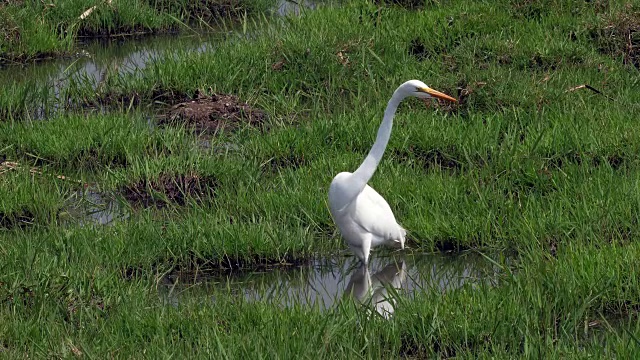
[344,258,407,319]
[159,252,502,312]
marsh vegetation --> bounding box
[1,0,640,357]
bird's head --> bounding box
[396,79,457,103]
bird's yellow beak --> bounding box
[420,87,457,103]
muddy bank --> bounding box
[121,172,218,208]
[589,4,640,68]
[0,208,36,230]
[158,90,267,134]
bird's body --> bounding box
[330,174,406,263]
[329,80,456,264]
[345,259,407,319]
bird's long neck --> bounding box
[352,93,403,185]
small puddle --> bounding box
[160,251,507,317]
[198,140,241,153]
[60,189,128,226]
[275,0,319,17]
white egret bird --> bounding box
[344,259,408,319]
[328,80,457,264]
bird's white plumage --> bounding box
[344,260,407,318]
[352,184,405,245]
[329,173,405,264]
[328,80,456,264]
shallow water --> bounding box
[160,251,506,317]
[276,0,319,16]
[0,34,218,110]
[60,189,128,226]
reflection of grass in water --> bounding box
[0,33,225,120]
[165,255,354,303]
[61,189,128,225]
[2,0,640,357]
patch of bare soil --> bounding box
[374,0,436,9]
[123,253,309,281]
[149,0,249,21]
[423,80,501,118]
[167,254,309,279]
[510,0,550,21]
[545,151,628,171]
[121,172,217,208]
[392,146,464,172]
[0,208,35,230]
[590,4,640,68]
[159,90,267,134]
[264,153,307,173]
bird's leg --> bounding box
[349,245,365,265]
[361,235,372,266]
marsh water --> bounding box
[0,33,221,118]
[160,251,507,317]
[60,189,127,226]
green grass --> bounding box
[2,0,640,357]
[0,0,272,63]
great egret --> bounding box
[344,259,407,319]
[328,80,457,264]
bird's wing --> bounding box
[351,185,405,241]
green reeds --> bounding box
[1,0,640,357]
[0,0,272,63]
